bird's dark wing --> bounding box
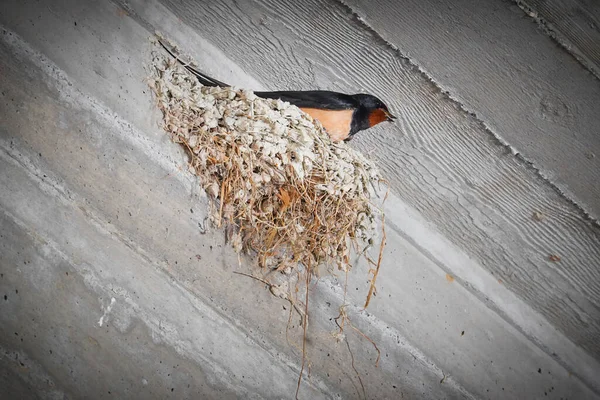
[184,64,229,87]
[255,91,358,110]
[158,39,228,87]
[158,39,357,110]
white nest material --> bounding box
[148,47,383,273]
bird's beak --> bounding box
[384,110,397,122]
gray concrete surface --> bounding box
[344,0,600,218]
[1,0,599,399]
[516,0,600,79]
[153,0,600,372]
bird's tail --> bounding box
[157,39,229,87]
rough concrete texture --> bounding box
[1,0,599,399]
[515,0,600,79]
[344,0,600,218]
[150,0,600,370]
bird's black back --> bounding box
[159,41,362,112]
[254,90,358,110]
[158,40,392,140]
[159,42,359,111]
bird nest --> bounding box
[148,45,384,277]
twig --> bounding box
[349,322,381,367]
[218,175,227,228]
[233,271,305,323]
[232,271,270,286]
[335,305,381,368]
[345,338,367,400]
[295,266,311,400]
[364,189,389,309]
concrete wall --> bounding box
[1,0,599,399]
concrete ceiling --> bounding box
[1,0,599,398]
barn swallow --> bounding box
[159,41,396,142]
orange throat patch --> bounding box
[300,108,354,142]
[368,108,388,128]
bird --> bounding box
[159,41,396,142]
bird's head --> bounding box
[352,93,396,128]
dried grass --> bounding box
[148,41,384,276]
[148,39,387,398]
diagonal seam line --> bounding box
[333,0,599,225]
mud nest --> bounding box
[148,43,384,275]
